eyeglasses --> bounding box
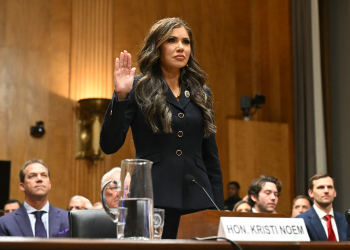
[67,206,88,211]
[106,186,119,193]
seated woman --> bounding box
[233,200,251,212]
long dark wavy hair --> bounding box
[136,17,216,138]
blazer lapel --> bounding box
[335,212,348,241]
[308,207,328,241]
[179,82,190,109]
[167,87,184,111]
[14,205,34,237]
[48,205,62,237]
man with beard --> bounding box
[297,174,350,241]
[0,159,69,237]
[248,175,281,213]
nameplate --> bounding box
[217,217,310,241]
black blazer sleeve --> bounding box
[100,79,139,155]
[202,87,224,209]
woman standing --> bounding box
[100,17,224,239]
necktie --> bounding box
[33,211,47,238]
[324,214,337,241]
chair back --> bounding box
[69,209,116,238]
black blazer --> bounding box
[100,76,224,210]
[296,206,350,241]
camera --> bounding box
[30,121,46,138]
[240,93,266,121]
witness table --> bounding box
[0,238,350,250]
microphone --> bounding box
[184,174,220,211]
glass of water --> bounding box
[153,208,165,239]
[115,207,128,239]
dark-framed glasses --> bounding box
[106,186,119,193]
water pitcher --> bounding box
[101,159,154,240]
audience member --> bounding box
[233,200,251,213]
[248,175,281,213]
[101,167,121,208]
[224,181,241,210]
[291,195,312,218]
[3,199,21,215]
[92,202,103,209]
[67,195,92,211]
[0,158,69,237]
[296,173,350,241]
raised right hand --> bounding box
[114,50,136,101]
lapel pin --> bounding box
[184,90,190,98]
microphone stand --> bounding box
[192,179,220,211]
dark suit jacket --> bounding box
[296,206,350,241]
[0,204,70,237]
[100,76,224,210]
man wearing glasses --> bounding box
[101,167,121,208]
[67,195,92,211]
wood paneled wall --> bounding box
[0,0,294,210]
[0,0,73,206]
[69,0,117,205]
[229,120,292,215]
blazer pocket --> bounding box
[195,156,208,174]
[140,152,161,164]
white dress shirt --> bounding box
[23,201,50,238]
[313,204,339,241]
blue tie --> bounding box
[33,211,47,238]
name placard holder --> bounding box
[218,217,310,242]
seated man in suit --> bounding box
[248,175,281,213]
[291,195,312,218]
[67,195,92,211]
[224,181,242,211]
[296,173,350,241]
[0,158,69,237]
[101,167,121,208]
[3,199,21,215]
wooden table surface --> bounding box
[0,237,350,250]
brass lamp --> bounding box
[76,98,111,160]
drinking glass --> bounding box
[115,207,128,239]
[153,208,165,239]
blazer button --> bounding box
[178,113,184,119]
[177,131,183,137]
[176,150,182,156]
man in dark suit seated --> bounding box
[0,159,69,237]
[297,173,350,241]
[3,199,21,216]
[224,181,242,210]
[291,195,312,218]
